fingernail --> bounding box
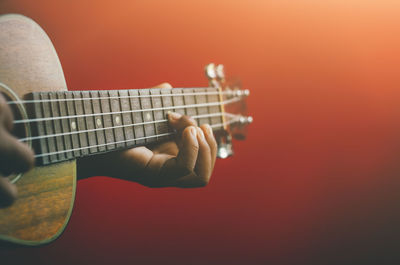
[190,126,197,138]
[168,111,182,121]
[205,124,213,135]
[197,127,205,139]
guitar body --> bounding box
[0,14,76,245]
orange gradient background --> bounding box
[1,0,400,264]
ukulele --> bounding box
[0,14,252,246]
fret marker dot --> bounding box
[71,121,76,130]
[96,118,102,127]
[146,113,152,121]
[115,116,121,124]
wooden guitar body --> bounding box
[0,14,76,245]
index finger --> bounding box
[167,112,197,132]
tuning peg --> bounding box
[205,63,217,79]
[239,115,253,124]
[215,64,225,81]
[205,63,226,88]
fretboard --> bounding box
[28,87,224,165]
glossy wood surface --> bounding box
[0,14,76,245]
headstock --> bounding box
[205,63,252,158]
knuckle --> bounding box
[190,141,199,153]
[178,164,194,176]
[181,115,197,126]
[197,177,210,187]
[183,125,194,134]
[191,172,210,187]
[189,117,197,126]
[202,124,217,143]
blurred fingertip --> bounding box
[153,82,172,89]
[196,127,205,139]
[168,111,182,121]
[201,124,213,136]
[190,126,197,137]
[183,126,197,140]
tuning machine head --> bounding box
[204,63,253,158]
[216,134,233,158]
[205,63,226,88]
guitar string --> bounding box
[19,112,236,142]
[13,97,241,124]
[34,118,239,159]
[6,89,237,105]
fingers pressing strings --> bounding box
[153,113,216,188]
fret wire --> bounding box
[172,88,185,115]
[181,88,187,116]
[34,117,237,159]
[74,91,89,156]
[20,112,226,142]
[57,92,73,159]
[109,90,125,148]
[193,88,199,125]
[205,88,213,125]
[56,92,68,158]
[14,97,240,124]
[50,92,65,160]
[7,90,226,105]
[66,91,80,157]
[34,93,49,164]
[161,88,173,140]
[82,91,97,153]
[184,88,198,123]
[102,90,116,150]
[119,90,135,147]
[41,93,57,161]
[130,89,144,145]
[140,89,153,144]
[150,89,158,141]
[91,90,107,152]
[197,88,208,126]
[150,89,163,141]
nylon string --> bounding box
[6,89,231,105]
[13,97,240,124]
[19,112,227,142]
[34,114,240,158]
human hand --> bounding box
[0,94,34,207]
[77,83,218,188]
[116,111,217,188]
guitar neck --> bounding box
[25,87,225,165]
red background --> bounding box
[1,0,400,264]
